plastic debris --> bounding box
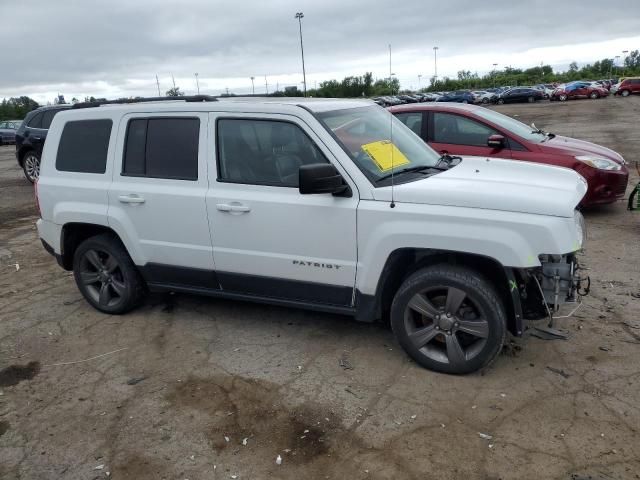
[14,263,20,271]
[224,436,230,442]
[242,438,248,446]
[479,432,493,440]
[276,454,283,465]
[94,464,105,470]
[500,393,506,398]
[410,415,417,420]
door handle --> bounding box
[216,203,251,213]
[118,194,145,204]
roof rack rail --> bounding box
[71,95,218,109]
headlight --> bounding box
[575,155,621,171]
[574,210,586,249]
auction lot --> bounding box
[1,97,640,480]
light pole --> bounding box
[622,50,629,76]
[492,63,498,88]
[250,76,255,95]
[615,56,620,76]
[418,74,422,90]
[433,46,439,83]
[194,73,200,95]
[295,12,307,97]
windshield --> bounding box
[472,107,547,142]
[316,106,440,184]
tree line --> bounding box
[2,50,639,116]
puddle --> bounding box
[0,361,41,387]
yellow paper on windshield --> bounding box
[361,140,410,172]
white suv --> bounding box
[36,96,588,374]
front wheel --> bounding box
[559,94,568,102]
[391,265,507,374]
[482,98,489,104]
[621,90,630,97]
[22,151,40,183]
[590,92,599,99]
[497,98,505,105]
[73,234,146,314]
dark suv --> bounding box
[15,105,71,182]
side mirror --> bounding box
[487,134,505,149]
[299,163,351,197]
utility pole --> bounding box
[615,56,621,76]
[250,76,255,95]
[295,12,307,97]
[622,50,629,76]
[418,74,422,90]
[265,75,269,94]
[194,73,200,95]
[172,74,176,89]
[433,46,439,83]
[492,63,498,88]
[155,75,161,96]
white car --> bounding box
[471,91,496,104]
[35,96,588,374]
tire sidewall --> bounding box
[72,235,142,314]
[390,266,507,374]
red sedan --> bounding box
[389,103,628,207]
[549,82,608,101]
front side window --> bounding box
[56,119,112,173]
[472,108,545,143]
[432,112,498,147]
[123,117,199,180]
[217,118,327,187]
[316,106,439,185]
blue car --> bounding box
[0,120,22,145]
[435,91,475,103]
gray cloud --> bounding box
[1,0,638,98]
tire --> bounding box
[559,94,568,102]
[22,151,40,183]
[497,98,505,105]
[482,98,489,104]
[527,96,535,103]
[390,265,507,374]
[621,90,630,97]
[590,92,599,99]
[73,234,146,314]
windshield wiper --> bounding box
[376,164,446,182]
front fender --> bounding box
[355,200,580,296]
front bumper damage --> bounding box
[536,253,590,319]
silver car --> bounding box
[0,120,22,145]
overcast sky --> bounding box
[1,0,638,103]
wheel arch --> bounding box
[357,248,522,336]
[59,223,123,270]
[17,146,35,166]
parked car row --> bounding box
[389,103,628,207]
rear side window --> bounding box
[56,120,112,173]
[395,112,423,137]
[123,118,199,180]
[42,109,62,129]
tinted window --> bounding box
[433,112,498,147]
[28,112,43,128]
[123,117,199,180]
[395,112,423,137]
[56,120,112,173]
[42,109,61,129]
[217,119,327,187]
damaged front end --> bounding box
[533,253,590,316]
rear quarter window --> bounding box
[56,119,113,174]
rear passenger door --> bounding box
[109,113,216,287]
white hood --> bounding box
[372,156,587,218]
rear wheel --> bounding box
[497,98,505,105]
[590,92,599,99]
[391,265,506,374]
[482,97,489,104]
[559,94,568,102]
[22,151,40,183]
[621,90,631,97]
[73,234,146,314]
